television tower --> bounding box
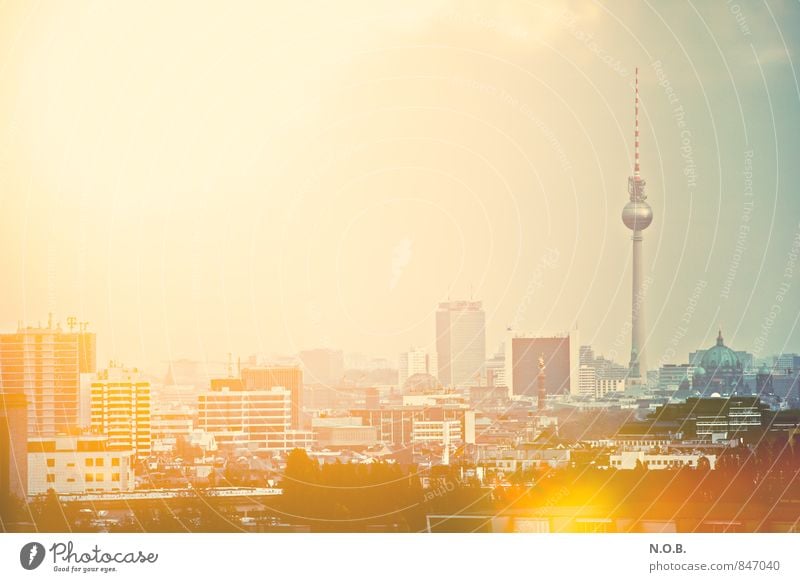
[621,67,653,383]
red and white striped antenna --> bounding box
[634,66,640,178]
[628,67,646,201]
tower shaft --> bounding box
[628,231,645,378]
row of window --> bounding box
[45,457,122,468]
[46,473,121,483]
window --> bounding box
[46,458,55,468]
[46,474,55,483]
[86,458,94,467]
[96,473,104,482]
[86,473,94,482]
[112,458,120,467]
[112,473,120,482]
[96,458,104,467]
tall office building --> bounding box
[398,347,437,388]
[241,366,304,429]
[0,391,27,502]
[0,321,96,436]
[299,349,344,387]
[506,330,580,397]
[89,365,151,460]
[578,365,597,397]
[436,300,486,387]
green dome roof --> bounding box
[700,330,741,371]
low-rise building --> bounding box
[28,436,134,496]
[609,450,716,470]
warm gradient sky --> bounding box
[1,1,799,372]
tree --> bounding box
[34,489,70,532]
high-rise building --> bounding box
[621,69,653,384]
[0,321,96,436]
[436,300,486,387]
[89,365,151,460]
[0,391,27,502]
[578,365,597,397]
[506,330,580,397]
[299,349,344,387]
[241,366,304,429]
[398,347,437,388]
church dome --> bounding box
[700,330,741,371]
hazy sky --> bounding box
[1,1,799,372]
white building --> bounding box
[609,450,716,470]
[398,346,437,387]
[578,365,596,397]
[28,435,134,496]
[436,301,486,387]
[597,377,625,397]
[90,365,151,460]
[198,384,311,452]
[412,412,476,447]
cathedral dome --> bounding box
[700,330,741,371]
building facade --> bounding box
[0,391,28,501]
[436,301,486,387]
[90,366,151,460]
[27,435,134,496]
[398,347,437,388]
[0,322,96,436]
[506,331,580,397]
[198,384,297,451]
[241,366,304,429]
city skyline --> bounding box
[1,2,799,374]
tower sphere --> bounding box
[622,200,653,231]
